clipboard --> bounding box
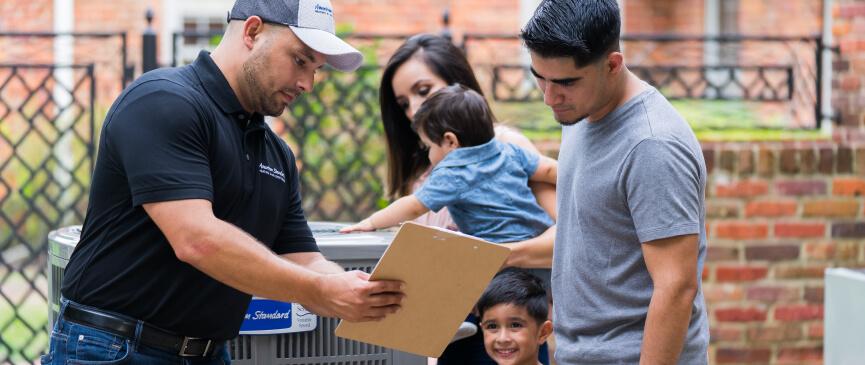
[334,222,510,357]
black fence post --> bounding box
[88,63,97,166]
[815,37,823,129]
[121,32,132,87]
[171,33,179,67]
[441,8,452,42]
[142,8,158,73]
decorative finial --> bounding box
[146,7,154,27]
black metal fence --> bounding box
[0,63,95,363]
[462,33,829,129]
[272,65,388,222]
[0,31,128,364]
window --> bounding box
[178,16,225,65]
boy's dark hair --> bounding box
[477,268,549,324]
[412,84,495,148]
[520,0,621,67]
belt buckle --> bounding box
[179,337,212,357]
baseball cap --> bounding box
[228,0,363,71]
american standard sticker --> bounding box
[259,163,286,183]
[239,298,317,335]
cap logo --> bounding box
[314,4,333,17]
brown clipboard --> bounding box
[334,221,510,357]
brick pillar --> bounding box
[832,1,865,140]
[532,140,865,365]
[701,141,865,364]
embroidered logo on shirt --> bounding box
[259,163,286,183]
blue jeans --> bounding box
[42,299,230,365]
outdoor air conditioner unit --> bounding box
[824,268,865,365]
[47,223,426,365]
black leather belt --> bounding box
[63,303,222,357]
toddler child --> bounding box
[340,84,555,358]
[340,83,556,244]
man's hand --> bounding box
[145,199,399,317]
[339,218,376,233]
[304,270,404,322]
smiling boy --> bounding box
[477,268,553,365]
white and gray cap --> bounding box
[228,0,363,71]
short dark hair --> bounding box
[520,0,621,67]
[379,34,485,198]
[412,84,495,148]
[477,268,549,324]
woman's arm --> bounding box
[340,195,430,233]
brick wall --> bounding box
[0,0,54,65]
[621,0,702,65]
[336,0,520,42]
[534,138,865,365]
[0,0,53,32]
[74,0,162,108]
[832,0,865,131]
[701,141,864,364]
[624,0,705,34]
[738,1,822,35]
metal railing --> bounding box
[170,29,835,129]
[271,65,388,221]
[461,33,833,129]
[0,63,95,363]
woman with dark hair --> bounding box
[378,33,555,365]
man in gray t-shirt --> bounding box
[521,1,709,364]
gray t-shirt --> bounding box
[553,85,709,364]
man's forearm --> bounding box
[282,253,345,274]
[639,286,696,365]
[172,217,323,305]
[146,199,404,322]
[502,225,554,268]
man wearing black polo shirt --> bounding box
[42,1,404,364]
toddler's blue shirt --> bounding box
[415,139,553,243]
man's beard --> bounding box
[241,53,286,117]
[555,114,587,126]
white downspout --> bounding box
[704,0,720,64]
[53,0,74,187]
[161,0,179,67]
[519,0,541,64]
[519,0,541,94]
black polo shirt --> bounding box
[61,51,317,340]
